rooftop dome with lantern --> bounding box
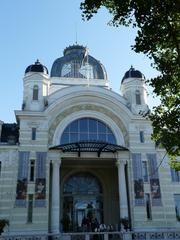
[122,66,145,83]
[25,59,48,75]
[50,44,107,80]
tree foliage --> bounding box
[0,219,9,234]
[80,0,180,168]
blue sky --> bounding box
[0,0,159,123]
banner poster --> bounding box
[132,153,145,205]
[15,151,29,207]
[35,152,47,207]
[147,153,162,206]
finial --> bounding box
[130,65,134,71]
[35,59,40,64]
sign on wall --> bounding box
[15,151,29,207]
[147,153,162,206]
[35,152,47,207]
[132,153,145,205]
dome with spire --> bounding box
[122,66,145,83]
[50,44,107,80]
[25,59,48,75]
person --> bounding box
[99,222,107,232]
[91,216,99,240]
[99,222,107,240]
[107,224,113,239]
[82,216,90,232]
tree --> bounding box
[120,217,130,231]
[0,219,9,234]
[80,0,180,168]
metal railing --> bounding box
[1,231,180,240]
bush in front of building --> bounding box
[120,217,129,231]
[0,219,9,234]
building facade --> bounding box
[0,45,180,236]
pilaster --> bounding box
[50,152,62,233]
[116,153,129,219]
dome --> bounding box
[25,59,48,75]
[50,44,107,80]
[122,66,145,83]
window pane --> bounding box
[142,161,149,182]
[98,121,106,133]
[80,133,88,141]
[107,134,116,144]
[79,119,88,132]
[33,86,38,100]
[61,63,71,77]
[70,121,78,132]
[64,125,70,133]
[89,119,97,133]
[98,134,106,142]
[89,133,98,141]
[61,133,69,144]
[171,169,180,182]
[32,128,36,140]
[30,160,35,182]
[136,91,141,105]
[64,173,102,194]
[174,194,180,221]
[106,126,113,134]
[140,131,145,143]
[70,133,78,143]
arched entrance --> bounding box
[62,172,103,232]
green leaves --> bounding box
[0,219,9,234]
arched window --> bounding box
[64,172,102,194]
[33,85,39,100]
[60,118,116,144]
[136,90,141,105]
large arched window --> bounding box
[64,172,102,195]
[32,85,39,100]
[60,118,116,144]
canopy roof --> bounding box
[49,140,128,157]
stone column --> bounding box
[116,155,128,219]
[51,157,61,233]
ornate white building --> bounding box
[0,45,180,238]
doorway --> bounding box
[62,172,103,232]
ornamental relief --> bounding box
[48,104,128,145]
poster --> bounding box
[15,152,29,207]
[132,153,145,205]
[34,152,47,207]
[147,154,162,206]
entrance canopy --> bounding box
[49,140,128,157]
